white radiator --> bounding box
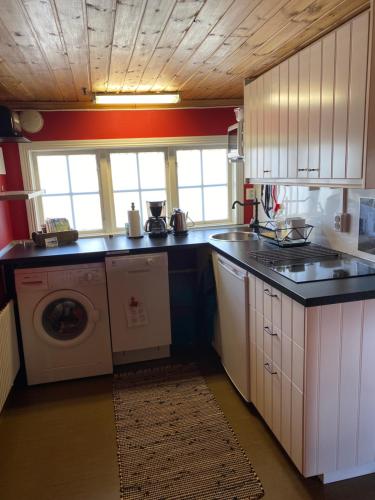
[0,301,20,413]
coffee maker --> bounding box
[144,201,168,238]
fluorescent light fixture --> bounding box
[94,92,181,105]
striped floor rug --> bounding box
[113,363,264,500]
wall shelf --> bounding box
[0,190,44,201]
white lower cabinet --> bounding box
[249,274,375,482]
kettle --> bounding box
[169,208,193,235]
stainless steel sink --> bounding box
[209,231,258,242]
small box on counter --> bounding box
[32,230,79,247]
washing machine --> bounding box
[15,263,113,385]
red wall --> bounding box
[1,107,236,241]
[0,151,14,249]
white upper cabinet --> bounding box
[244,10,370,187]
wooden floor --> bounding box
[1,354,375,500]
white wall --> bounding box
[257,185,375,263]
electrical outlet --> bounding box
[334,213,350,232]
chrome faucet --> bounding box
[232,198,260,233]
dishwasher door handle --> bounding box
[218,258,246,280]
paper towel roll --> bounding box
[127,210,142,238]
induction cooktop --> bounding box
[271,258,375,283]
[249,244,375,283]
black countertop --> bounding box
[2,227,375,307]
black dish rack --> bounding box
[258,220,314,247]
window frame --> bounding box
[19,135,237,237]
[174,145,232,225]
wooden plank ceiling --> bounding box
[0,0,369,107]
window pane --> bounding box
[138,152,165,189]
[42,195,73,227]
[204,186,228,221]
[110,153,139,190]
[141,190,167,223]
[114,192,141,228]
[72,194,102,231]
[178,187,202,222]
[68,155,99,193]
[37,156,69,194]
[202,149,227,185]
[177,150,201,187]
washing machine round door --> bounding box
[33,290,99,347]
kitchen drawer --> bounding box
[281,332,292,380]
[256,346,265,417]
[272,326,282,369]
[263,319,281,369]
[263,318,273,359]
[281,372,292,454]
[256,311,264,351]
[264,353,273,427]
[292,301,305,349]
[255,278,264,314]
[249,274,256,307]
[249,306,256,345]
[291,383,304,472]
[250,336,257,404]
[264,285,281,327]
[272,364,282,441]
[292,342,304,392]
[263,284,272,321]
[282,294,292,337]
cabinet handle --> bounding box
[264,362,277,375]
[264,326,277,336]
[263,170,271,173]
[308,168,319,172]
[298,168,308,172]
[264,288,279,298]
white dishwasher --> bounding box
[105,252,171,364]
[212,252,250,401]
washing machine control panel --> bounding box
[47,268,106,288]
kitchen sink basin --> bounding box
[209,231,258,242]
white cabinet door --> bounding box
[271,66,280,178]
[263,71,272,179]
[257,76,264,179]
[243,83,251,179]
[332,23,351,179]
[288,54,299,179]
[297,47,310,179]
[308,41,322,179]
[279,60,289,179]
[244,11,369,187]
[346,11,369,179]
[320,32,335,179]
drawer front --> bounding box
[256,311,264,351]
[272,327,282,370]
[281,332,292,380]
[255,278,264,314]
[263,318,273,359]
[256,346,265,417]
[272,287,282,330]
[249,307,256,346]
[264,353,273,427]
[292,342,304,392]
[272,367,282,441]
[263,284,272,321]
[292,301,305,349]
[249,274,256,307]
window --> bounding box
[36,154,103,232]
[26,137,233,236]
[176,148,228,222]
[110,151,167,228]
